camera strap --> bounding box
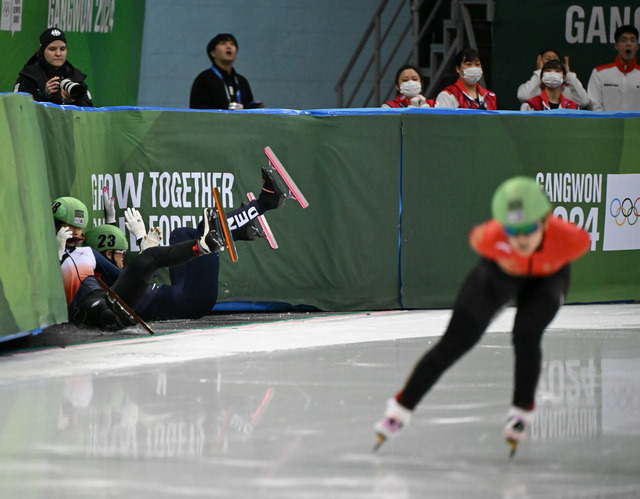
[210,64,241,104]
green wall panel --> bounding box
[2,94,639,339]
[401,110,640,307]
[0,94,68,339]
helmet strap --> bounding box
[104,250,119,268]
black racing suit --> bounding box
[398,258,570,411]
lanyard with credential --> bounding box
[462,90,486,110]
[210,65,241,103]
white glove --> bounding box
[140,226,163,252]
[124,207,146,241]
[410,95,428,107]
[56,226,72,261]
[102,187,116,224]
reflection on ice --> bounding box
[0,305,638,498]
[601,358,640,436]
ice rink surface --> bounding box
[0,303,639,498]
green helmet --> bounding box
[491,177,552,228]
[84,224,128,252]
[52,196,88,228]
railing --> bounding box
[335,0,494,108]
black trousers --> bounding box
[399,258,570,411]
[111,240,198,310]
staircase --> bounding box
[335,0,494,107]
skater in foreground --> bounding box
[374,176,590,456]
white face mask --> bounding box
[541,72,564,89]
[461,67,483,85]
[399,80,422,98]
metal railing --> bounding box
[335,0,494,108]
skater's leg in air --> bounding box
[111,240,200,308]
[112,208,222,310]
[137,184,284,321]
[136,226,221,321]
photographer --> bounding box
[14,27,94,107]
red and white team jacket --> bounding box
[516,70,590,108]
[436,79,497,110]
[382,94,436,108]
[521,90,579,111]
[587,56,640,111]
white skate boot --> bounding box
[503,406,533,457]
[373,398,412,451]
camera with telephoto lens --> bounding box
[59,78,86,100]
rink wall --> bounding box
[2,92,640,339]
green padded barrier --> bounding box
[2,93,639,340]
[0,94,68,340]
[401,111,640,307]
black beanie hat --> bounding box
[206,33,238,56]
[40,27,66,49]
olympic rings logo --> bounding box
[610,197,640,226]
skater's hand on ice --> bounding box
[102,187,116,224]
[140,227,163,252]
[56,226,72,261]
[124,208,146,241]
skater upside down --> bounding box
[374,176,590,455]
[53,167,286,330]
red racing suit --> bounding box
[469,216,590,277]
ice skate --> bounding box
[95,276,154,335]
[258,166,287,210]
[198,208,225,255]
[503,406,533,458]
[263,146,309,209]
[373,398,412,451]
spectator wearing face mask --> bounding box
[520,60,579,111]
[381,64,435,108]
[517,49,589,108]
[436,48,497,110]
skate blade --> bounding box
[506,438,518,458]
[212,188,239,262]
[247,192,279,249]
[96,276,154,335]
[264,146,309,209]
[372,433,386,452]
